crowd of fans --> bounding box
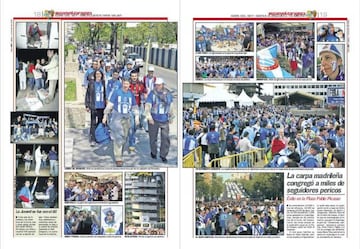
[183,105,345,168]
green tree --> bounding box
[196,173,210,201]
[210,175,224,200]
[74,22,111,48]
[72,22,177,49]
[238,173,283,201]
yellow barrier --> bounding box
[183,146,202,168]
[207,148,266,168]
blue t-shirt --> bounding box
[94,81,105,109]
[48,150,58,160]
[109,89,136,116]
[120,68,132,79]
[106,79,122,100]
[146,90,173,122]
[206,131,220,144]
[300,154,319,168]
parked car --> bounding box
[127,53,144,67]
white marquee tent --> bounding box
[251,93,265,104]
[195,86,238,108]
[237,89,253,106]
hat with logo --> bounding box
[320,44,342,59]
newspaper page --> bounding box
[10,15,176,238]
[180,3,359,249]
[2,1,180,247]
[0,1,359,249]
[184,15,348,237]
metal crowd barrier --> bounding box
[183,146,202,168]
[207,148,266,168]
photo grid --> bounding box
[61,20,176,237]
[13,20,61,224]
[13,19,177,238]
[185,18,346,237]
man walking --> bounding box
[144,78,174,163]
[102,78,139,167]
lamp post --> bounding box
[145,23,154,72]
[119,23,124,64]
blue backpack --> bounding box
[95,123,111,144]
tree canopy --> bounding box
[72,22,177,48]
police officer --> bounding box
[102,78,139,167]
[144,78,174,162]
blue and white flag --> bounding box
[257,44,294,78]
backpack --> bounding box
[95,123,111,144]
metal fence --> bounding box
[183,146,202,168]
[208,148,266,168]
[127,46,177,71]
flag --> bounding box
[31,177,38,195]
[257,44,294,78]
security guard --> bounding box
[144,78,174,162]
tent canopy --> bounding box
[196,86,238,108]
[251,93,265,103]
[236,89,253,106]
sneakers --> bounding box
[116,161,123,167]
[129,146,135,151]
[160,157,168,163]
[90,141,96,147]
[150,153,157,159]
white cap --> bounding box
[148,66,155,71]
[155,77,165,85]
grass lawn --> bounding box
[65,79,77,101]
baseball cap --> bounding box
[320,44,342,59]
[155,77,165,85]
[310,143,321,152]
[126,60,133,65]
[148,66,154,71]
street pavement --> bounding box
[64,59,178,169]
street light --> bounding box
[145,23,154,72]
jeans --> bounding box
[128,113,136,147]
[50,160,58,176]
